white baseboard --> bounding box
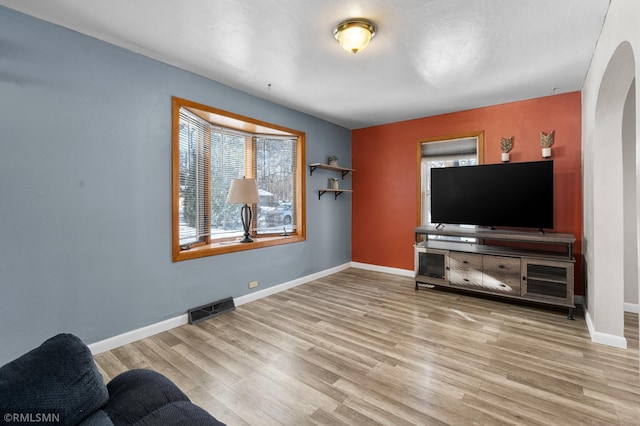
[234,262,351,306]
[624,302,639,313]
[88,315,188,355]
[88,262,352,355]
[350,261,414,277]
[584,309,628,349]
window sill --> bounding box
[173,234,305,262]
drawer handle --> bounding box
[463,278,469,282]
[463,260,468,264]
[498,265,505,269]
[522,276,526,281]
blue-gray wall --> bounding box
[0,7,352,364]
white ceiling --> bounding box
[0,0,610,129]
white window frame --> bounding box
[417,132,484,238]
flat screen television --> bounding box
[430,160,554,230]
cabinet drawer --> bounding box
[449,252,483,288]
[482,256,521,294]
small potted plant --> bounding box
[328,155,338,167]
[540,131,554,158]
[500,136,513,162]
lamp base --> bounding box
[240,203,254,243]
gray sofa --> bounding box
[0,333,225,425]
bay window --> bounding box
[172,97,305,261]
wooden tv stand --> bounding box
[414,226,576,319]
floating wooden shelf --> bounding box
[309,163,354,179]
[318,189,353,200]
[310,163,354,200]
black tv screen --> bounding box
[430,160,554,230]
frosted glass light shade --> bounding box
[333,19,376,54]
[226,178,260,204]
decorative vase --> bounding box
[329,159,338,167]
[330,178,339,189]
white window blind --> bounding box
[179,109,209,245]
[209,127,250,239]
[421,137,478,158]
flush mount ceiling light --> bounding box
[333,19,376,54]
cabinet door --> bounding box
[521,258,574,306]
[482,256,521,294]
[415,247,448,286]
[449,252,483,289]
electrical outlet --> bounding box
[248,280,258,289]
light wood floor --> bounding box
[94,268,640,425]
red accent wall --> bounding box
[352,92,583,294]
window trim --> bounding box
[172,97,306,261]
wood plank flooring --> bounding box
[94,268,640,425]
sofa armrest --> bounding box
[0,333,109,425]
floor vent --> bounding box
[188,297,235,324]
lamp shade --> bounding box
[333,19,376,54]
[226,178,260,204]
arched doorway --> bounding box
[591,41,636,348]
[622,79,637,325]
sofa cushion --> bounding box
[134,400,225,426]
[104,369,188,425]
[0,333,109,425]
[105,369,222,425]
[78,409,114,426]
